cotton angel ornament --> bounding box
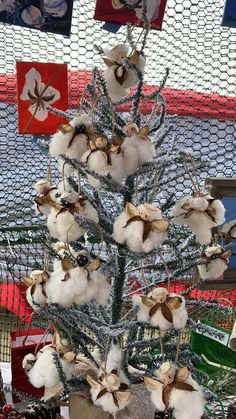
[22,344,75,390]
[34,179,59,216]
[113,203,169,253]
[144,361,205,419]
[133,287,188,330]
[22,270,49,311]
[103,44,146,100]
[172,191,225,245]
[121,122,155,175]
[46,251,111,307]
[197,244,231,280]
[81,133,124,188]
[86,343,132,417]
[49,114,94,175]
[47,192,98,242]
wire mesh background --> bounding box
[0,0,236,415]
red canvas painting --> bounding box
[94,0,168,31]
[17,61,68,135]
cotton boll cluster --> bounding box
[86,344,132,416]
[47,192,98,242]
[22,345,75,389]
[21,270,49,311]
[46,248,111,307]
[49,114,93,175]
[103,44,146,101]
[133,287,188,331]
[81,134,125,189]
[144,361,205,419]
[197,244,231,280]
[172,191,225,245]
[113,203,169,253]
[121,123,155,175]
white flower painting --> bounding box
[20,67,60,121]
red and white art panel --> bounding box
[16,61,68,135]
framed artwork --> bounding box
[94,0,167,31]
[0,1,74,36]
[16,61,68,135]
[203,177,236,289]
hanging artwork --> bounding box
[16,61,68,135]
[94,0,167,31]
[0,0,74,36]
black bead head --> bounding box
[60,198,73,208]
[77,255,89,267]
[74,124,86,135]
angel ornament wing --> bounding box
[172,191,225,244]
[133,287,188,330]
[49,114,94,175]
[103,44,146,101]
[86,343,132,416]
[47,192,98,242]
[121,123,155,176]
[81,134,125,189]
[197,244,231,280]
[113,203,169,253]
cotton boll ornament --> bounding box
[47,192,98,242]
[144,361,205,419]
[121,123,155,175]
[103,44,146,101]
[81,134,125,189]
[49,114,94,174]
[21,270,49,311]
[197,244,231,280]
[133,287,188,331]
[34,179,58,216]
[86,343,132,416]
[46,252,110,307]
[172,191,225,245]
[113,203,169,253]
[22,345,75,390]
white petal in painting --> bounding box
[41,0,68,18]
[21,6,43,27]
[20,68,42,101]
[0,0,16,12]
[20,67,61,121]
[29,103,48,121]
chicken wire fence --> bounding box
[0,0,236,413]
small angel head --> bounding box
[31,270,49,284]
[189,196,209,212]
[22,353,36,373]
[102,372,121,392]
[34,179,52,195]
[138,203,162,222]
[95,135,108,149]
[205,244,222,258]
[54,242,69,254]
[159,361,176,385]
[105,44,129,64]
[149,287,167,304]
[53,331,71,354]
[123,122,139,137]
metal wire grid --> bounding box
[0,1,235,413]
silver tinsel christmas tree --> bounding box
[17,2,234,418]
